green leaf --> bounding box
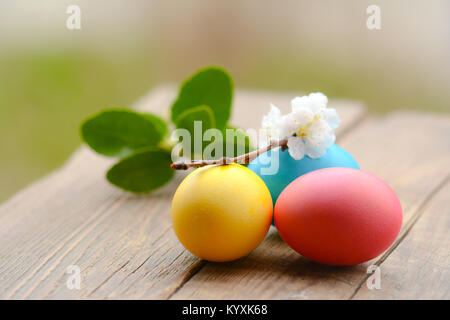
[173,105,215,159]
[171,67,233,130]
[175,105,215,132]
[220,126,254,158]
[81,109,167,157]
[106,147,174,193]
[197,126,254,160]
[141,112,168,139]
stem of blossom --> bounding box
[170,139,289,170]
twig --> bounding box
[170,139,288,170]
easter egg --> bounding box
[275,168,402,266]
[171,164,273,262]
[248,144,359,207]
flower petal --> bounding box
[261,93,339,161]
[262,103,281,129]
[276,113,296,138]
[308,119,331,140]
[323,108,341,129]
[287,136,305,160]
[304,119,334,158]
[304,143,328,159]
[292,92,328,114]
[291,96,310,112]
[308,92,328,112]
[291,106,314,128]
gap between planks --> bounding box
[0,86,367,300]
[169,111,450,300]
[348,174,450,299]
[165,107,369,299]
[1,89,447,299]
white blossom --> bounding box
[261,92,340,160]
[261,104,281,129]
[287,136,305,160]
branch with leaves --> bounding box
[80,67,253,193]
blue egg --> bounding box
[248,144,359,208]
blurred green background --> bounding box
[0,0,449,203]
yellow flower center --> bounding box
[295,114,322,138]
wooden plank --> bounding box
[170,111,450,299]
[352,181,449,300]
[0,86,365,299]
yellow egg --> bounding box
[171,164,273,262]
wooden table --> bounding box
[0,86,449,300]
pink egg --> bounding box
[275,168,402,266]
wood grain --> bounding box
[170,111,450,299]
[352,181,449,300]
[0,86,366,299]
